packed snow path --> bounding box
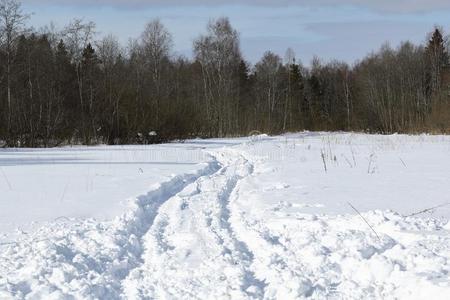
[122,149,264,299]
[1,134,449,299]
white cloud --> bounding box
[20,0,450,13]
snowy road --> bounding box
[1,133,450,299]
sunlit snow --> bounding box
[0,133,449,299]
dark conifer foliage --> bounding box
[0,0,449,147]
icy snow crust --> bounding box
[0,133,449,299]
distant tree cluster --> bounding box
[0,0,449,147]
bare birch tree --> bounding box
[193,17,241,136]
[63,18,95,143]
[140,19,172,128]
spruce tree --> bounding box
[425,28,449,95]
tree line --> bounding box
[0,0,449,147]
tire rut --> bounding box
[121,150,264,299]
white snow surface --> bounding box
[0,144,212,239]
[0,133,449,299]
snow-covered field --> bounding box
[0,133,449,299]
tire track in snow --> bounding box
[206,152,267,297]
[226,151,322,299]
[0,158,221,299]
[229,173,352,299]
[220,154,268,297]
[108,157,222,276]
[122,149,265,299]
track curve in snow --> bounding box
[122,149,265,299]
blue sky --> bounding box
[21,0,450,65]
